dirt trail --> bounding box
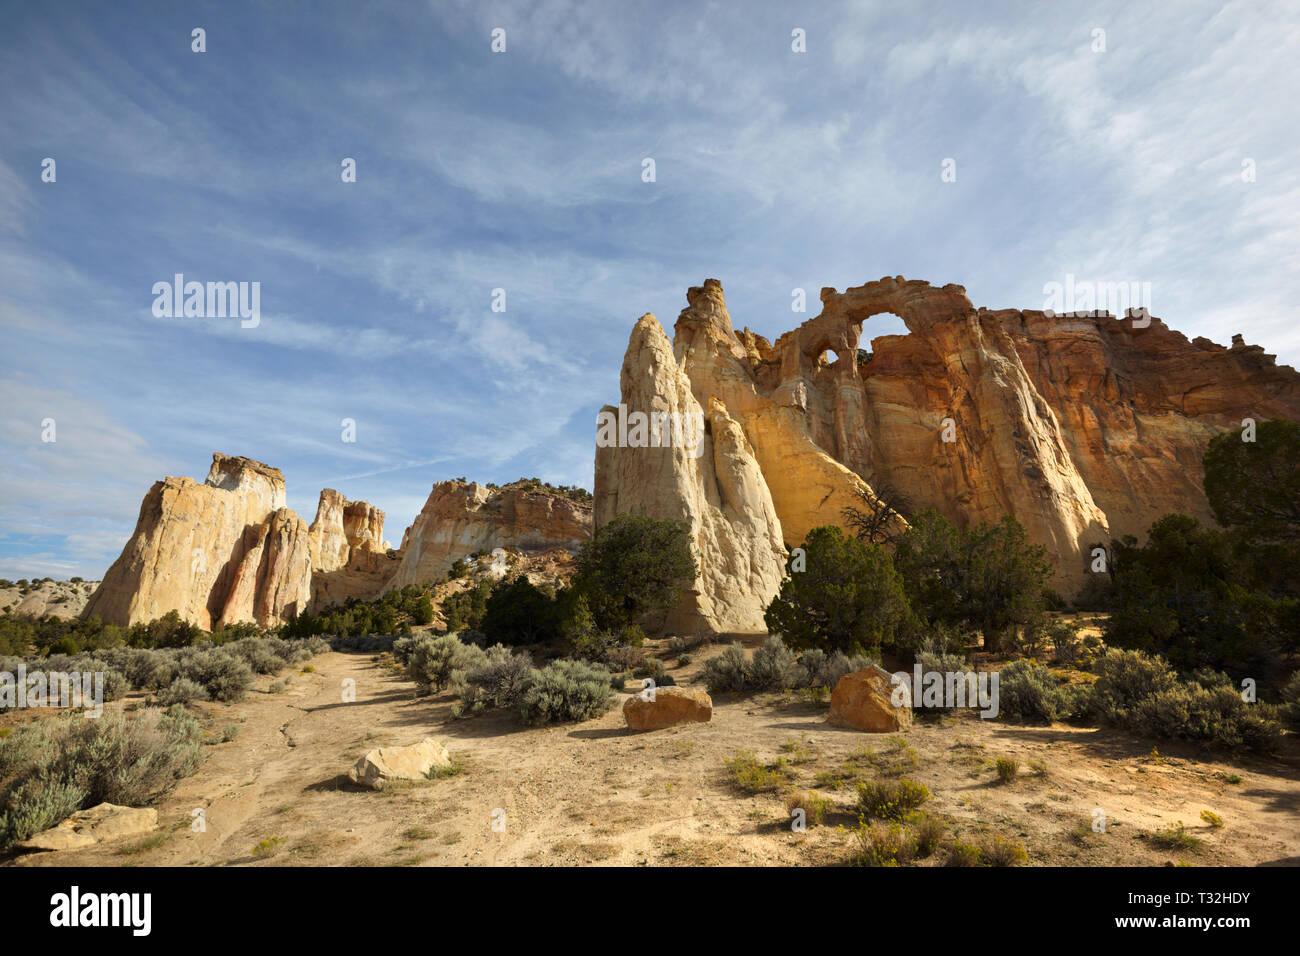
[10,648,1300,867]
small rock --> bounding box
[348,737,451,790]
[17,803,158,852]
[828,665,912,732]
[623,686,712,730]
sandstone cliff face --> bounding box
[308,489,389,572]
[217,507,314,627]
[594,314,788,636]
[597,277,1300,630]
[83,455,392,628]
[386,481,592,590]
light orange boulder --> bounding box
[623,685,713,731]
[829,666,911,732]
[348,737,452,790]
[17,803,158,852]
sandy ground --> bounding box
[7,642,1299,867]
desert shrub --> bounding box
[784,790,833,827]
[76,660,129,702]
[158,677,209,707]
[1200,809,1224,828]
[1187,667,1234,689]
[1150,820,1202,851]
[273,637,312,665]
[227,638,284,675]
[175,648,254,702]
[702,643,750,693]
[0,706,202,850]
[724,750,790,794]
[915,636,967,676]
[406,634,487,695]
[979,834,1029,866]
[850,821,917,867]
[1083,649,1282,750]
[457,646,536,712]
[0,656,21,684]
[1011,619,1052,658]
[122,648,177,691]
[791,648,878,690]
[392,635,418,665]
[27,655,132,705]
[604,643,644,673]
[908,812,947,857]
[517,659,614,725]
[307,635,331,654]
[1126,681,1281,751]
[1282,671,1300,730]
[856,778,930,820]
[253,835,286,858]
[750,635,798,689]
[1041,620,1081,666]
[0,777,87,851]
[764,526,914,656]
[634,656,667,682]
[995,757,1018,783]
[1090,649,1179,724]
[677,653,693,666]
[945,840,981,866]
[615,623,646,647]
[997,658,1068,722]
[269,679,288,694]
[329,633,397,653]
[1012,618,1084,664]
[1057,682,1096,721]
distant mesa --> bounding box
[81,459,592,628]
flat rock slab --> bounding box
[623,685,712,731]
[828,665,912,732]
[17,802,158,852]
[348,737,451,789]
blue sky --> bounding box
[2,0,1298,580]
